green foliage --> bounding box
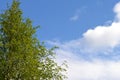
[0,0,67,80]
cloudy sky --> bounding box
[1,0,120,80]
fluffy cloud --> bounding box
[48,2,120,80]
[53,47,120,80]
[67,60,120,80]
[78,2,120,54]
[52,1,120,54]
[114,2,120,21]
[82,22,120,53]
[81,1,120,52]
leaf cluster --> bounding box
[0,0,67,80]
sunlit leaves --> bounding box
[0,0,67,80]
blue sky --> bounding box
[22,0,119,41]
[1,0,120,80]
[1,0,119,41]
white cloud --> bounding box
[70,7,87,21]
[51,46,120,80]
[48,1,120,80]
[66,60,120,80]
[79,2,120,53]
[82,22,120,52]
[114,2,120,21]
[70,1,120,54]
[70,14,79,21]
[70,9,81,21]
